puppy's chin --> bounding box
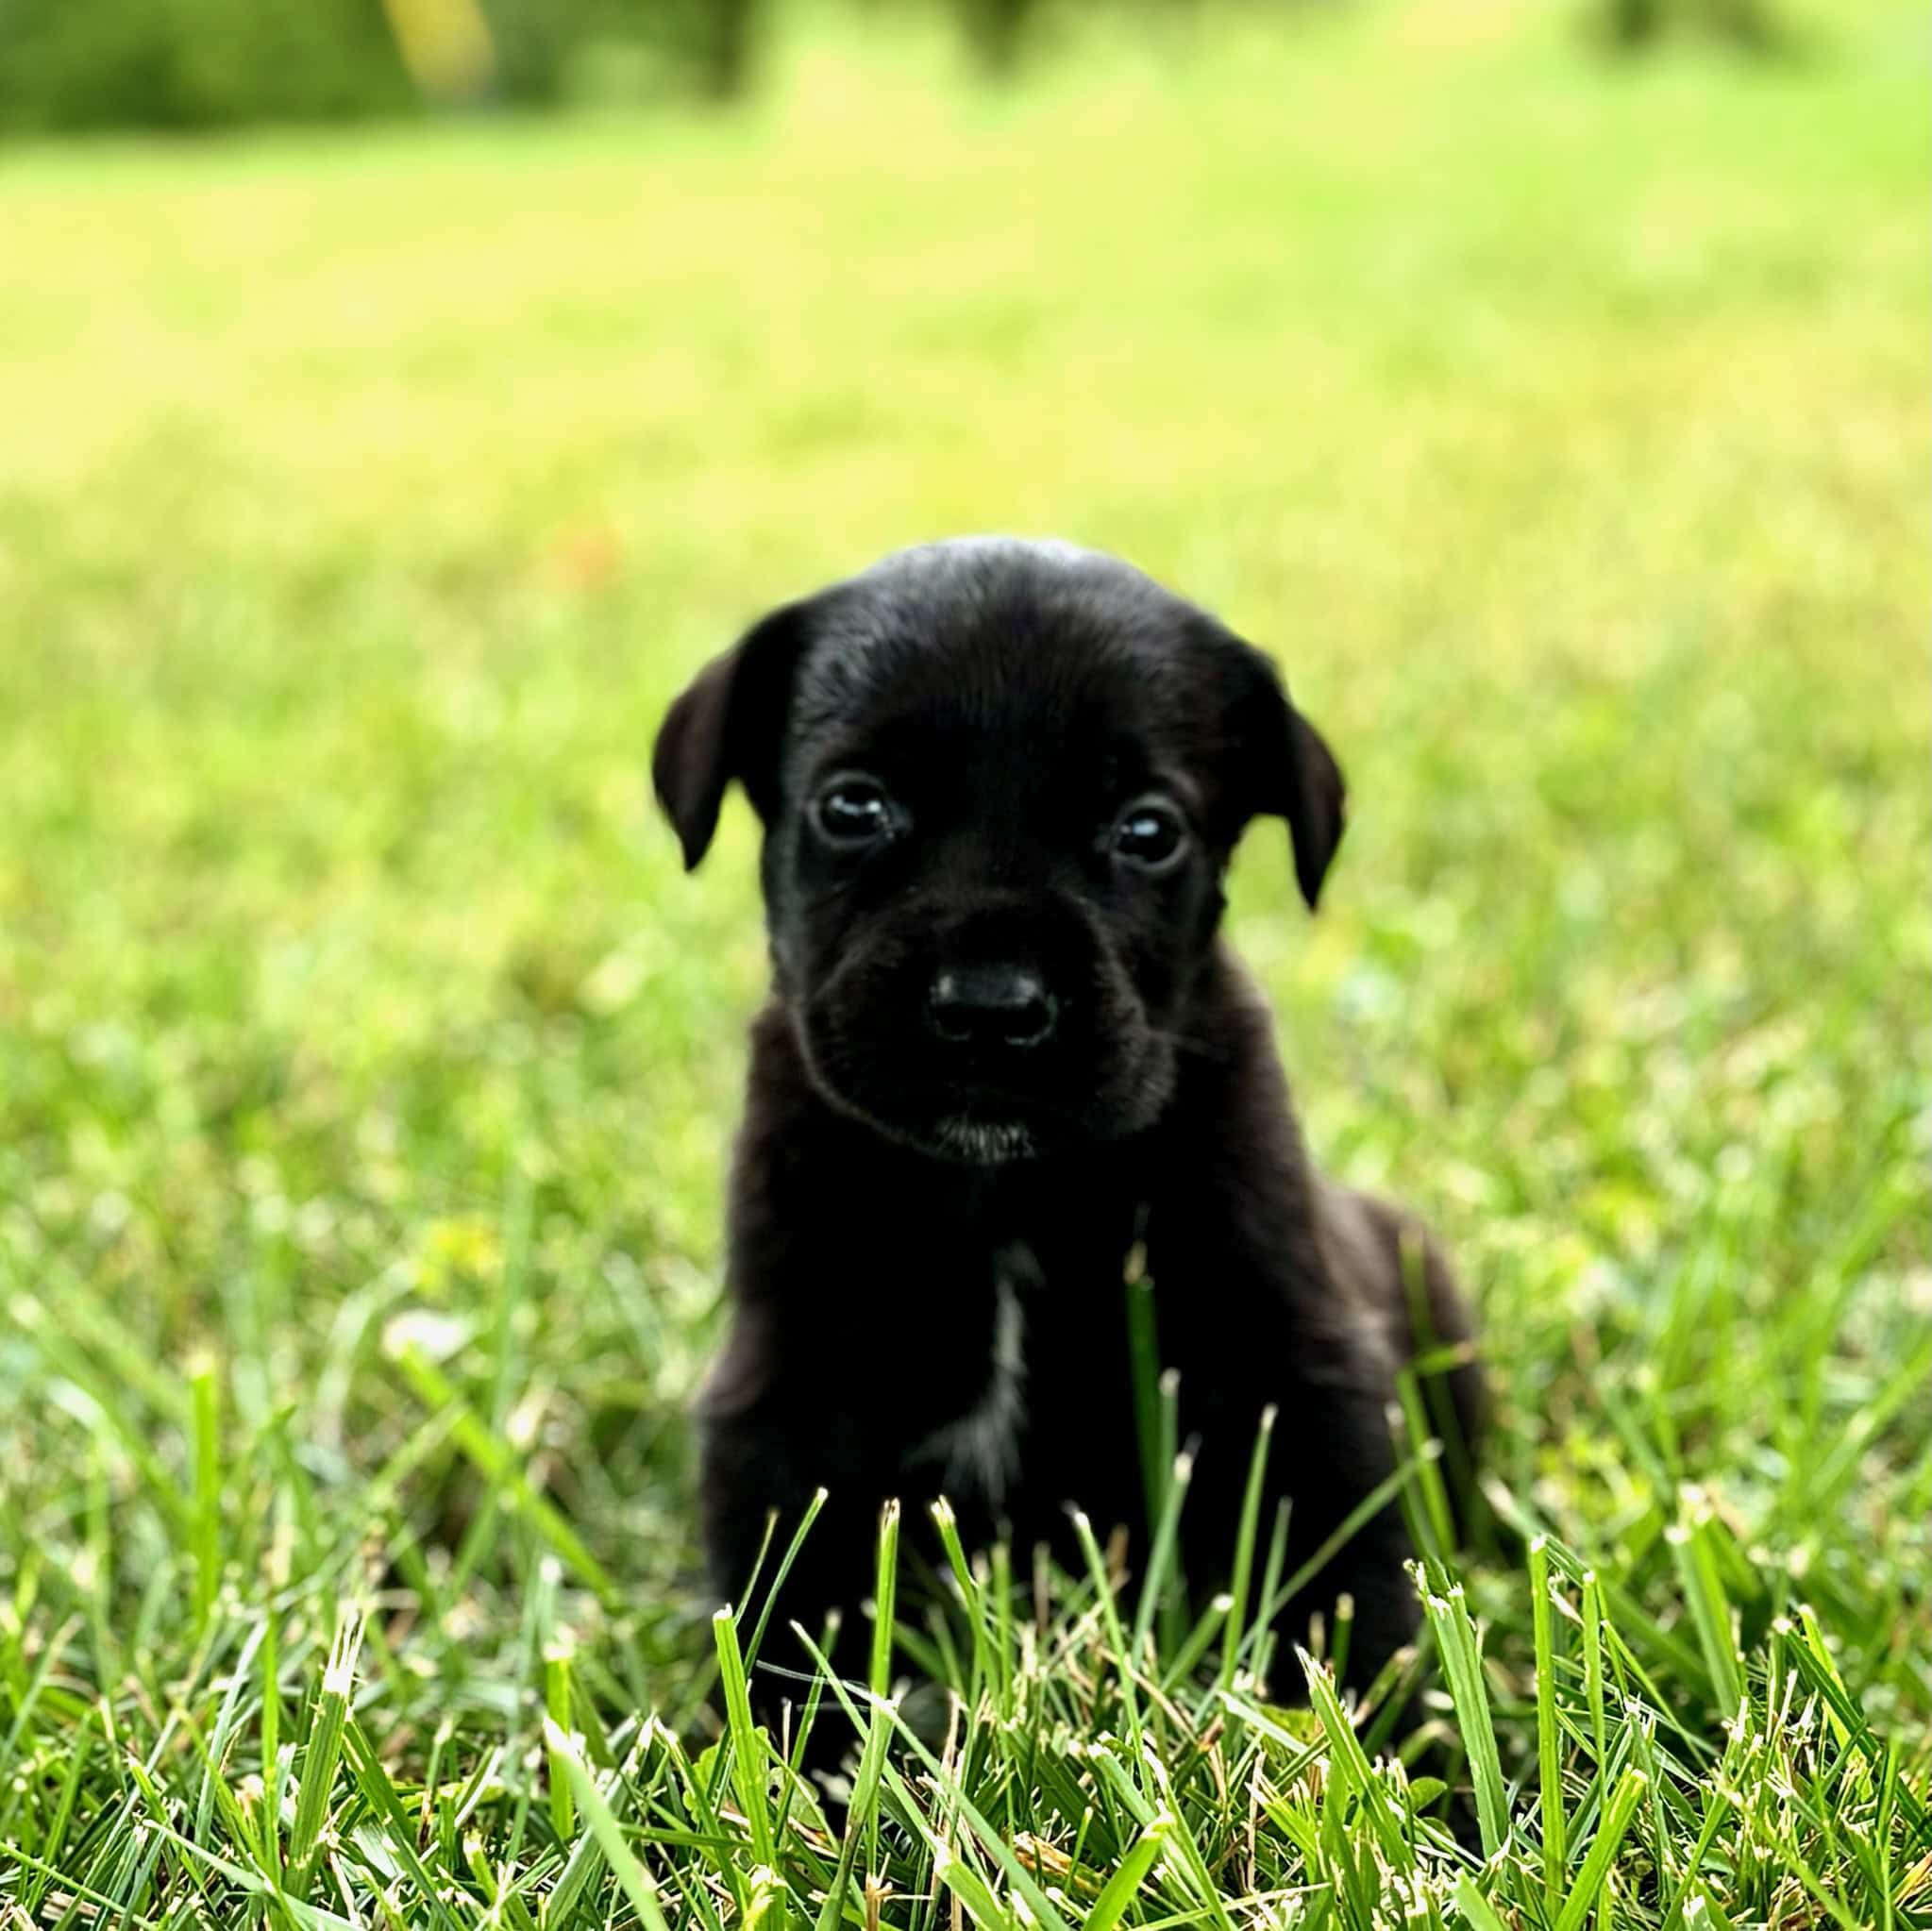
[927,1116,1038,1166]
[797,1071,1053,1166]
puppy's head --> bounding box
[654,539,1344,1163]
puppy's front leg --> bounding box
[1185,1296,1420,1693]
[696,1016,1008,1759]
[697,1322,885,1751]
[1151,971,1428,1695]
[1148,1207,1418,1679]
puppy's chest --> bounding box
[906,1232,1141,1536]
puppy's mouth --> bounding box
[932,1115,1037,1166]
[837,1074,1076,1164]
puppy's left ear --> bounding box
[652,598,815,870]
[1220,635,1348,911]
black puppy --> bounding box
[655,537,1480,1736]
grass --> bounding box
[0,0,1927,1922]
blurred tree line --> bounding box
[0,0,1790,134]
[0,0,748,128]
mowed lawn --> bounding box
[1,2,1926,1923]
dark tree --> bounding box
[1596,0,1788,54]
[956,0,1038,75]
[696,0,762,97]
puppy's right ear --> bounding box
[652,600,814,870]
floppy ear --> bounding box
[652,599,814,871]
[1223,637,1348,911]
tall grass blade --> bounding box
[288,1609,362,1888]
[713,1605,777,1869]
[1082,1811,1173,1931]
[1415,1568,1508,1858]
[1530,1536,1569,1903]
[1554,1769,1648,1931]
[1218,1403,1275,1696]
[544,1718,672,1931]
[189,1354,221,1637]
[1668,1487,1742,1721]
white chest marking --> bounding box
[915,1244,1032,1512]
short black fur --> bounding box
[655,537,1482,1748]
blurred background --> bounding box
[0,0,1844,128]
[0,0,1925,1822]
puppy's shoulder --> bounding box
[733,999,851,1175]
[726,1000,855,1279]
[741,998,812,1108]
[1185,940,1289,1066]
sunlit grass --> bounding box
[1,2,1926,1922]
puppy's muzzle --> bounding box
[928,964,1059,1051]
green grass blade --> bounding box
[1081,1810,1173,1931]
[1667,1488,1742,1721]
[1554,1770,1648,1931]
[188,1355,221,1639]
[1415,1568,1508,1859]
[1218,1403,1276,1696]
[712,1605,777,1869]
[286,1610,361,1885]
[1454,1872,1512,1931]
[1124,1253,1164,1550]
[1530,1536,1570,1905]
[1133,1446,1194,1664]
[544,1719,673,1931]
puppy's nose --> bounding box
[928,965,1058,1049]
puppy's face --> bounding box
[654,540,1344,1163]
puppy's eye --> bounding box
[813,775,899,848]
[1111,796,1188,873]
